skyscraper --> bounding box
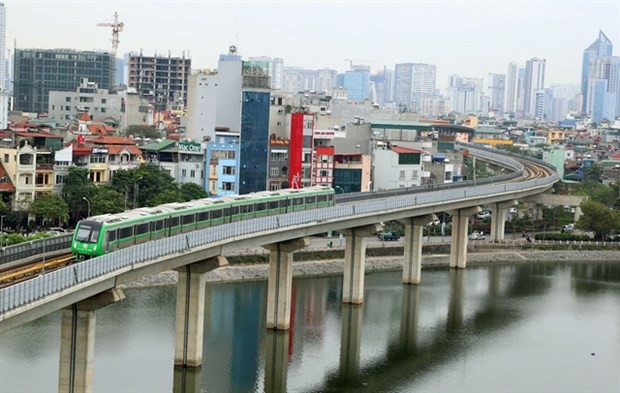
[504,62,518,113]
[487,73,506,113]
[343,65,370,102]
[394,63,436,112]
[0,3,6,91]
[523,58,546,118]
[248,56,284,90]
[581,31,613,112]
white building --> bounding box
[504,62,519,113]
[0,3,5,91]
[523,58,546,118]
[48,78,122,125]
[248,56,283,90]
[373,145,423,190]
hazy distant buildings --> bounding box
[48,78,121,124]
[523,57,546,118]
[394,63,436,112]
[370,67,394,106]
[13,48,114,113]
[504,62,518,113]
[126,51,191,111]
[487,73,506,113]
[447,75,483,114]
[581,31,613,113]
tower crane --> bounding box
[344,59,370,69]
[97,12,124,56]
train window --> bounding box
[211,209,223,219]
[242,204,254,214]
[269,201,279,209]
[155,220,164,231]
[136,223,149,235]
[224,207,233,216]
[169,217,180,227]
[231,206,240,215]
[318,194,327,202]
[182,214,195,225]
[119,227,133,239]
[293,197,304,206]
[305,196,316,204]
[197,211,209,222]
[255,203,266,211]
[107,230,117,242]
[281,199,290,207]
[75,222,102,243]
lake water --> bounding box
[1,261,619,392]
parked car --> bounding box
[468,231,486,240]
[378,231,400,241]
[46,227,69,236]
[475,211,491,219]
[561,223,575,233]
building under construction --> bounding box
[127,51,191,111]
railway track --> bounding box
[0,253,75,288]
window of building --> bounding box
[222,166,235,175]
[65,97,71,102]
[4,154,8,163]
[55,174,65,184]
[222,182,235,191]
[190,170,195,178]
[270,152,287,161]
[101,98,107,104]
[270,167,279,176]
[269,182,280,191]
[181,169,187,177]
[399,170,405,180]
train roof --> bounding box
[83,186,333,226]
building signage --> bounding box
[179,142,202,152]
[92,147,108,154]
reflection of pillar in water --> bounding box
[488,265,501,298]
[173,366,202,393]
[399,284,420,351]
[264,330,290,393]
[447,269,465,331]
[339,304,363,380]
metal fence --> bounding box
[0,147,559,316]
[0,234,72,266]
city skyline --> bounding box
[3,0,619,90]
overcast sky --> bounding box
[4,0,620,89]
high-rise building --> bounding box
[504,62,518,113]
[523,58,546,118]
[581,31,613,112]
[447,75,483,114]
[127,51,191,111]
[13,48,113,113]
[411,63,436,112]
[487,73,506,113]
[343,65,370,102]
[370,68,393,106]
[394,63,414,110]
[316,68,338,95]
[0,3,6,92]
[248,56,284,90]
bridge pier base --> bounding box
[448,208,479,269]
[400,215,435,284]
[342,224,382,304]
[58,289,125,393]
[174,256,228,367]
[264,238,310,330]
[264,330,290,393]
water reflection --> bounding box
[1,262,619,392]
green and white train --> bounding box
[71,186,335,260]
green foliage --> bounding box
[30,194,69,225]
[573,180,612,205]
[577,200,619,240]
[92,185,126,215]
[147,189,182,206]
[111,166,179,208]
[179,183,208,201]
[583,163,603,183]
[62,167,94,220]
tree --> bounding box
[577,200,620,240]
[125,125,162,139]
[111,166,180,208]
[148,189,182,206]
[30,194,69,226]
[62,167,94,221]
[91,185,126,215]
[180,183,208,201]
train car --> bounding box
[71,186,334,260]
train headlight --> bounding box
[93,246,97,251]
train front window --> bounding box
[75,222,102,243]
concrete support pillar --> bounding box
[339,304,363,381]
[58,289,125,393]
[264,237,310,330]
[174,256,228,367]
[574,206,583,222]
[342,224,382,304]
[399,284,420,351]
[448,207,479,269]
[264,330,290,393]
[399,215,436,284]
[490,201,518,241]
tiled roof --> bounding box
[391,146,424,154]
[91,136,136,145]
[108,145,142,156]
[79,112,91,121]
[14,131,62,139]
[0,163,15,192]
[140,139,177,152]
